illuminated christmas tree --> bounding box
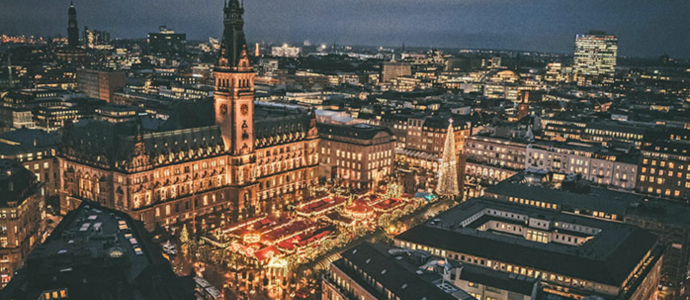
[180,223,190,257]
[435,118,459,198]
[180,224,190,244]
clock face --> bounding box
[219,104,228,115]
[240,104,249,116]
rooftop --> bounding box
[334,242,471,300]
[317,122,394,143]
[395,198,659,286]
[458,264,537,296]
[0,159,39,207]
[0,128,61,156]
[1,203,193,299]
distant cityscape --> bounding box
[0,1,689,300]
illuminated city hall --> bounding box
[58,0,319,229]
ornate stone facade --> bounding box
[58,1,319,230]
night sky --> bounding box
[2,0,689,58]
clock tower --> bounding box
[215,0,254,155]
[214,0,258,215]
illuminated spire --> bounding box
[435,118,459,198]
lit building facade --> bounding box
[380,62,412,83]
[465,135,528,184]
[573,31,617,85]
[636,141,690,201]
[317,123,395,189]
[581,121,654,150]
[0,160,46,287]
[526,141,638,190]
[0,88,64,131]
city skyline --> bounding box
[1,0,689,299]
[2,0,690,59]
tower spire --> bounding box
[67,1,79,49]
[217,0,249,70]
[214,0,255,154]
[435,118,460,198]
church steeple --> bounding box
[67,1,79,49]
[217,0,251,71]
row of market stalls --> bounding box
[205,191,434,273]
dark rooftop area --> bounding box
[0,202,194,300]
[0,159,39,207]
[335,242,469,300]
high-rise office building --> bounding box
[317,123,395,189]
[573,31,617,85]
[147,26,186,55]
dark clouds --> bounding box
[1,0,688,58]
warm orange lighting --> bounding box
[243,232,261,244]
